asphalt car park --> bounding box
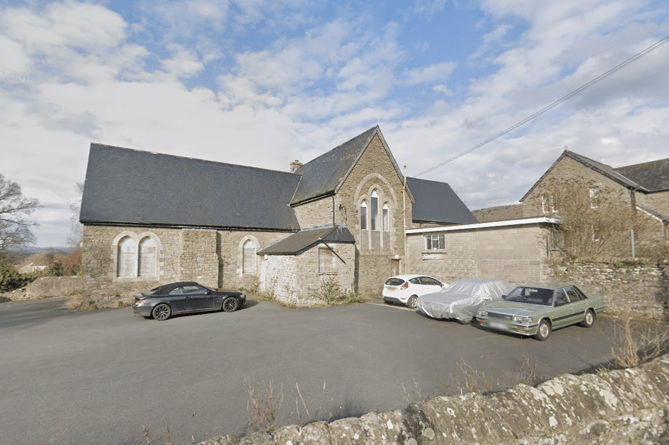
[1,297,618,445]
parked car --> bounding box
[132,282,246,321]
[416,278,514,324]
[476,284,605,340]
[382,274,446,308]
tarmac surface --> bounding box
[0,297,617,445]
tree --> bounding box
[0,174,40,253]
[544,178,660,259]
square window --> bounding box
[426,234,445,250]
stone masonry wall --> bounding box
[293,197,335,229]
[199,355,669,445]
[334,133,409,296]
[179,229,219,289]
[552,261,669,321]
[523,155,631,218]
[262,243,356,305]
[407,224,553,286]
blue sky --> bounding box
[1,0,668,246]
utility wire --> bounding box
[416,34,669,177]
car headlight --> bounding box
[134,299,147,307]
[478,310,487,317]
[513,315,532,324]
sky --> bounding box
[1,0,668,247]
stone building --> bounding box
[521,150,669,236]
[79,126,476,302]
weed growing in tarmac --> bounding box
[245,376,284,433]
[611,317,669,369]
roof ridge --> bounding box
[89,142,299,178]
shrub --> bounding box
[310,277,363,305]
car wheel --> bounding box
[152,304,171,321]
[407,295,418,308]
[579,309,595,328]
[222,296,239,312]
[535,319,551,341]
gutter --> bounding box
[406,217,560,235]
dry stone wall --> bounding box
[199,355,669,445]
[553,261,669,321]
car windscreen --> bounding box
[505,287,553,306]
[385,278,405,286]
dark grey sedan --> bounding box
[132,282,246,321]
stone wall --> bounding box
[23,276,84,299]
[262,243,356,305]
[552,261,669,321]
[199,355,669,445]
[522,155,631,218]
[406,220,556,285]
[335,133,408,295]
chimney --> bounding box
[290,160,303,173]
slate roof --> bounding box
[615,158,669,192]
[80,144,301,231]
[521,150,648,202]
[291,126,407,205]
[406,177,477,224]
[257,225,356,255]
[81,127,476,234]
[564,151,646,190]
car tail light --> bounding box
[400,282,409,290]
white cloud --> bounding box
[1,0,668,246]
[407,61,457,84]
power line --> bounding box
[416,34,669,177]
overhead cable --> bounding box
[415,34,669,177]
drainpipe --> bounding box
[403,165,408,274]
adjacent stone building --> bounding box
[80,126,476,302]
[521,150,669,237]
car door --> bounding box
[551,289,571,329]
[182,285,216,312]
[166,286,189,313]
[419,276,443,294]
[565,286,588,326]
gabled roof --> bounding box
[615,158,669,192]
[257,225,356,255]
[80,144,301,231]
[291,126,407,205]
[406,177,477,224]
[521,150,648,202]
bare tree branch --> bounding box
[0,174,41,252]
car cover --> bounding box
[416,278,514,322]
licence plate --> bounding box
[489,321,508,331]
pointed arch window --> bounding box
[139,237,157,277]
[243,240,256,274]
[371,191,379,231]
[360,201,368,230]
[117,237,137,278]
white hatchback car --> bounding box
[382,274,446,308]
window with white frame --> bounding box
[243,240,256,274]
[382,204,389,232]
[371,191,379,231]
[589,187,600,209]
[360,201,368,230]
[426,234,445,250]
[319,247,336,273]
